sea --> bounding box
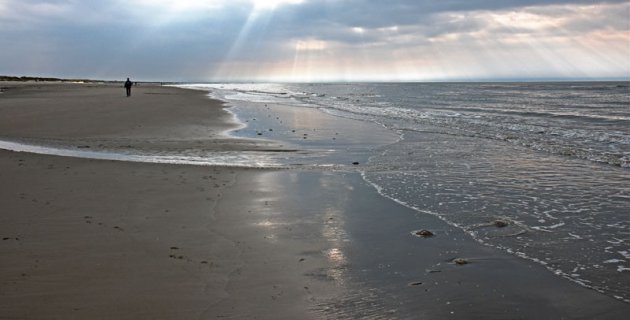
[180,82,630,303]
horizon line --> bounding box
[2,74,629,84]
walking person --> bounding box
[124,78,133,97]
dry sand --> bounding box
[1,83,629,319]
[0,82,290,153]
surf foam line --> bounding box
[359,170,630,304]
[0,139,285,169]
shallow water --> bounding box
[186,82,630,167]
[364,131,630,301]
[193,82,630,303]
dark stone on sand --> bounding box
[494,220,509,228]
[413,229,434,237]
[170,246,179,250]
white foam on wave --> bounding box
[617,266,630,272]
[604,259,626,264]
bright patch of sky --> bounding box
[0,0,628,82]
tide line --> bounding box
[0,139,282,168]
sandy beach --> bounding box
[1,83,629,319]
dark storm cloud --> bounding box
[275,0,628,28]
[247,0,627,49]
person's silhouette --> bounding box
[124,78,133,97]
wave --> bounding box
[211,83,630,168]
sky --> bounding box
[0,0,629,82]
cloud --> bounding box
[0,0,628,81]
[269,0,628,30]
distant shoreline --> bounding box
[0,75,106,83]
[0,75,176,86]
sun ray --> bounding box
[211,0,308,80]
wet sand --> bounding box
[1,83,628,319]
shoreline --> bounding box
[1,83,628,319]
